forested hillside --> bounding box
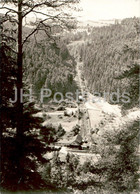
[68,18,139,108]
[23,37,77,101]
[1,15,78,102]
[1,0,139,190]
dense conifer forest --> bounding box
[23,38,77,101]
[0,1,139,191]
[65,18,139,108]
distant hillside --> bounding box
[23,38,77,102]
[77,19,122,28]
[67,17,140,108]
[22,25,78,102]
[1,15,78,102]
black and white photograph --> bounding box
[0,0,140,193]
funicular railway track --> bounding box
[76,60,103,148]
[55,46,103,159]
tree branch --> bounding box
[0,6,18,14]
[27,10,60,18]
[22,1,57,18]
[3,13,18,24]
[1,34,16,42]
[22,18,52,45]
[22,0,78,18]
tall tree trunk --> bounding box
[0,20,2,184]
[16,0,24,187]
[17,0,23,138]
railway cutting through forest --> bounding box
[45,41,126,163]
[54,58,105,164]
[75,59,104,142]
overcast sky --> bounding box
[78,0,140,21]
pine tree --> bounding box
[0,1,80,191]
